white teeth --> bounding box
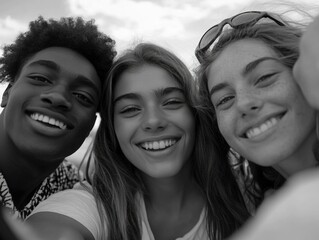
[246,117,278,139]
[43,115,49,123]
[30,113,67,130]
[141,139,177,150]
[159,141,165,149]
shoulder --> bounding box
[30,184,96,215]
[28,184,101,240]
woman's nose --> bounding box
[141,108,168,132]
[236,91,263,118]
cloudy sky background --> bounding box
[1,0,319,70]
[0,0,318,163]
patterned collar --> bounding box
[0,160,79,219]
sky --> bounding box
[1,0,318,70]
[0,0,318,163]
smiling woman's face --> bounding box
[207,39,316,167]
[113,64,195,179]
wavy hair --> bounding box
[91,43,249,240]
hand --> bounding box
[293,15,319,109]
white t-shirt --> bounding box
[29,183,208,240]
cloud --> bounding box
[64,0,319,68]
[68,0,205,38]
[0,16,27,44]
[66,0,251,67]
[67,0,246,37]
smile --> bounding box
[30,113,67,130]
[140,139,177,151]
[245,117,279,139]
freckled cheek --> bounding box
[217,113,234,141]
[277,79,303,100]
[286,86,314,116]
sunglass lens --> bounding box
[199,26,219,49]
[231,12,262,27]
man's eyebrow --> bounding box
[154,87,184,98]
[27,60,60,71]
[75,76,100,95]
[209,82,229,97]
[243,57,279,76]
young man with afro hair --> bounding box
[0,16,116,219]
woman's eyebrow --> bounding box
[114,87,183,104]
[75,76,100,96]
[154,87,183,98]
[210,82,228,97]
[210,57,279,97]
[243,57,279,76]
[113,93,140,104]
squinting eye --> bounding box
[121,107,139,113]
[29,75,50,83]
[164,99,184,108]
[119,106,141,117]
[216,95,234,108]
[255,73,278,86]
[74,93,93,104]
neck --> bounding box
[0,114,62,208]
[274,131,318,178]
[142,160,205,240]
[143,161,203,212]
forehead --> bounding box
[22,47,98,78]
[208,39,278,79]
[114,64,180,96]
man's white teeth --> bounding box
[141,139,177,150]
[246,117,278,139]
[30,113,67,130]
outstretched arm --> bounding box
[227,168,319,240]
[26,212,93,240]
[23,186,100,240]
[3,210,91,240]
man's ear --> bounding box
[1,83,13,108]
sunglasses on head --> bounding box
[195,11,286,63]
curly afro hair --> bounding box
[0,16,116,84]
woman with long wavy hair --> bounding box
[195,10,317,210]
